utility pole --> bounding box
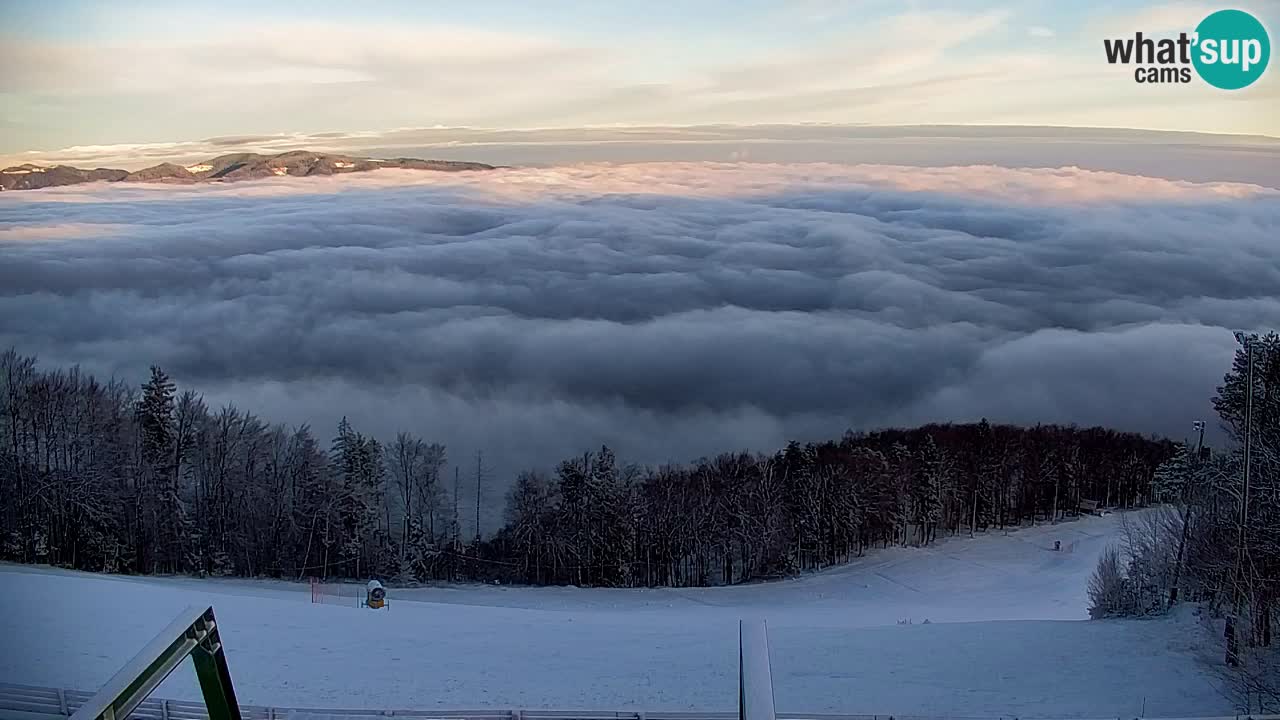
[970,483,978,537]
[1227,334,1255,667]
[452,466,460,547]
[1236,339,1255,604]
[1169,420,1205,606]
[451,465,461,582]
[1241,337,1255,544]
[474,450,484,544]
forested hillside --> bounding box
[1088,332,1279,709]
[1,348,1174,587]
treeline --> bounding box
[1,348,1173,586]
[1088,333,1278,711]
[498,423,1168,587]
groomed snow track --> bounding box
[0,514,1240,716]
[1,684,1276,720]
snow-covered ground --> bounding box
[0,512,1231,717]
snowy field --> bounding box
[0,512,1231,718]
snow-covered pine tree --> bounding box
[329,417,385,578]
[134,366,177,573]
[587,445,632,586]
[1152,443,1191,504]
[911,435,946,545]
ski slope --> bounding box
[0,512,1231,718]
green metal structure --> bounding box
[68,606,241,720]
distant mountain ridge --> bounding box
[0,151,495,191]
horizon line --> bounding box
[11,122,1280,159]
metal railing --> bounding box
[6,683,1280,720]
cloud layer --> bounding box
[2,163,1278,492]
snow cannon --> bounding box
[365,580,386,609]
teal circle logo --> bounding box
[1192,9,1270,89]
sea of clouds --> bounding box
[2,162,1278,521]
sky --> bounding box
[1,0,1278,159]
